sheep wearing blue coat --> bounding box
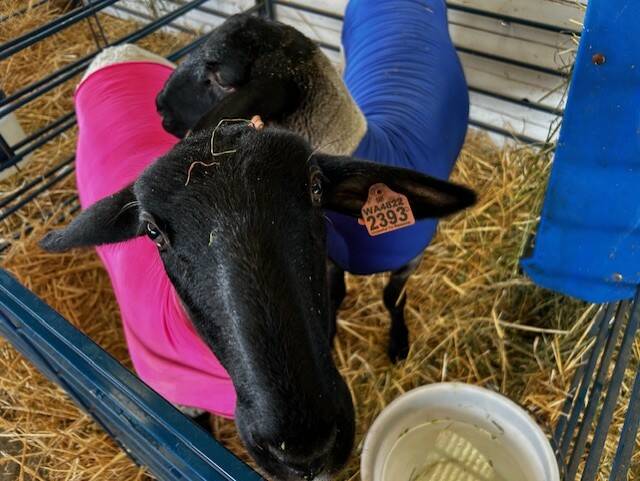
[157,0,472,361]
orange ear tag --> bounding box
[357,183,416,236]
[249,115,264,130]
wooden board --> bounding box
[448,0,585,32]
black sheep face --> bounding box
[156,14,314,138]
[40,125,475,480]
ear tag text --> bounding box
[358,183,415,236]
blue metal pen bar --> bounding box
[0,269,264,481]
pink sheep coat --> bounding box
[75,60,235,418]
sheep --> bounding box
[41,1,475,479]
[156,3,471,362]
[155,14,366,156]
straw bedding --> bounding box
[0,2,638,480]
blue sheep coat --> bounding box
[326,0,469,274]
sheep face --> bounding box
[156,14,314,139]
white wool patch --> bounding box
[81,44,175,83]
[280,50,367,156]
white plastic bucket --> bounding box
[361,383,559,481]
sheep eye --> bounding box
[310,173,323,206]
[146,222,160,239]
[146,222,166,250]
[211,71,234,92]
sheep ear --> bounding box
[316,155,476,219]
[40,184,143,252]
